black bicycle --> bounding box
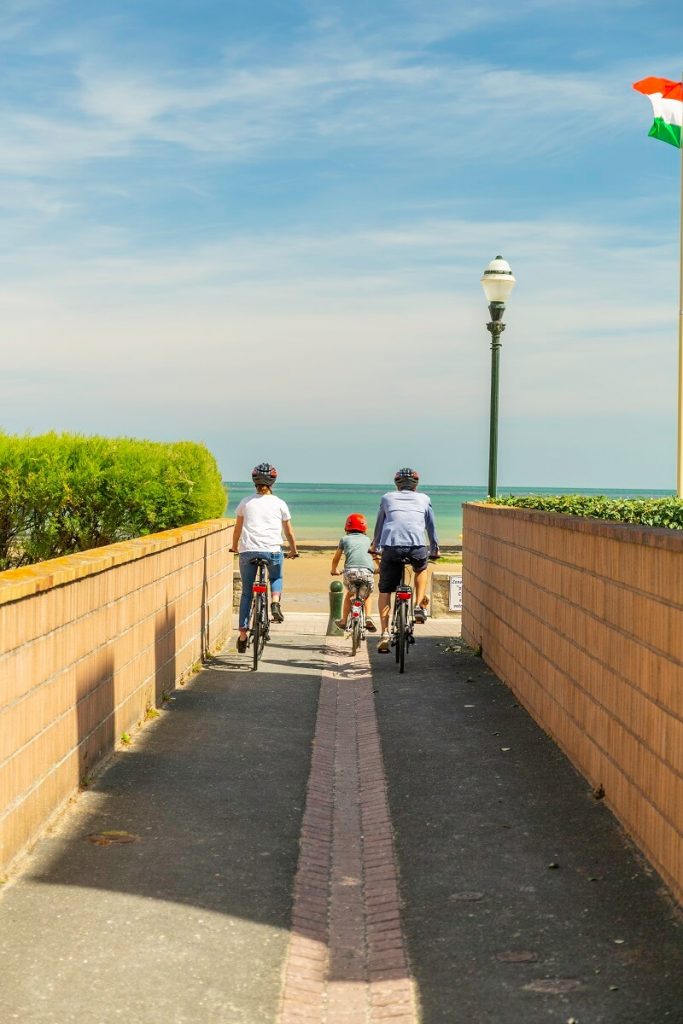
[249,557,271,671]
[390,559,415,674]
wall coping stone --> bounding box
[466,502,683,552]
[0,518,235,607]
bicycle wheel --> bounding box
[351,618,362,655]
[251,594,261,670]
[397,601,407,673]
[260,594,270,647]
[404,603,414,658]
[394,609,401,663]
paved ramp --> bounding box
[0,615,681,1023]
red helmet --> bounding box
[345,513,367,533]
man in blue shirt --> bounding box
[371,467,440,652]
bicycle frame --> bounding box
[390,561,415,673]
[249,558,271,670]
[346,581,367,655]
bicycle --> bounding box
[343,579,368,656]
[248,557,271,671]
[390,558,415,674]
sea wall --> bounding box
[462,502,683,905]
[430,571,461,618]
[0,519,234,875]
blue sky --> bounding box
[0,0,681,487]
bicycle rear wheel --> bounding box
[351,618,362,655]
[405,604,413,659]
[252,594,267,670]
[251,595,261,670]
[396,601,407,673]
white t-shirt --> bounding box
[235,493,291,552]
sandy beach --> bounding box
[275,544,462,614]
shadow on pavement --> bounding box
[371,635,683,1024]
[0,634,324,1024]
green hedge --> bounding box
[487,494,683,530]
[0,433,227,570]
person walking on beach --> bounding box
[230,463,298,654]
[371,467,440,653]
[330,513,379,633]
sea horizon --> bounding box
[224,481,673,543]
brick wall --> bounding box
[462,502,683,905]
[0,519,234,875]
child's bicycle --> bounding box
[342,579,368,656]
[390,558,416,674]
[248,557,271,670]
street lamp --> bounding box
[480,255,516,499]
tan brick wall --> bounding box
[0,519,234,875]
[462,502,683,906]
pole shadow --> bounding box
[154,600,176,704]
[75,649,115,788]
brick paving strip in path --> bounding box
[278,638,418,1024]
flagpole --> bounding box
[678,68,683,497]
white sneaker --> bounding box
[377,633,390,654]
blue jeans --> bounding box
[238,551,284,629]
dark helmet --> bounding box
[394,467,419,491]
[252,462,278,487]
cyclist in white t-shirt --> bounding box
[230,463,298,653]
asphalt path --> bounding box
[370,633,683,1024]
[0,632,322,1024]
[0,620,681,1023]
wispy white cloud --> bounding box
[0,212,674,423]
[0,10,650,187]
[0,0,675,487]
[300,0,647,50]
[68,57,636,165]
[0,0,52,41]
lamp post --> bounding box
[480,256,516,499]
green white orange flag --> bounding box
[633,77,683,148]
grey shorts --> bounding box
[343,567,374,598]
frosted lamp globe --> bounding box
[480,256,516,304]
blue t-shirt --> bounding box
[338,533,375,570]
[372,490,439,551]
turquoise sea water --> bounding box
[225,483,671,543]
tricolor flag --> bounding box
[633,77,682,148]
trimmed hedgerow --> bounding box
[0,433,227,569]
[487,494,683,530]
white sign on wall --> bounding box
[448,574,463,612]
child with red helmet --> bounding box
[330,513,379,633]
